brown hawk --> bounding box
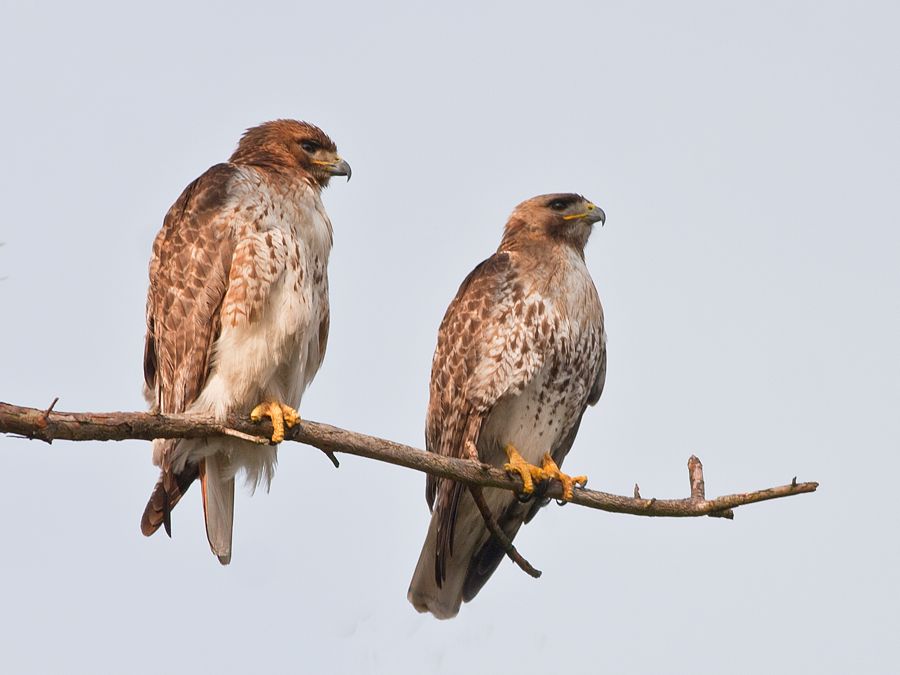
[408,193,607,618]
[140,119,350,564]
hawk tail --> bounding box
[140,463,199,537]
[408,509,464,620]
[408,486,527,619]
[199,454,235,566]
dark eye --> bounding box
[300,141,319,153]
[549,199,568,211]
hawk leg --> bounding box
[540,452,587,502]
[503,444,547,496]
[250,401,300,444]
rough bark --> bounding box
[0,401,819,518]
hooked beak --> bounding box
[314,157,352,181]
[328,157,352,181]
[562,201,606,225]
[586,203,605,226]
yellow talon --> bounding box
[503,444,547,495]
[250,401,300,443]
[540,452,587,502]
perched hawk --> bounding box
[408,193,607,619]
[141,120,350,564]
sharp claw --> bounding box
[503,444,547,496]
[540,453,587,504]
[504,461,535,494]
[250,402,299,444]
[282,406,300,428]
[502,445,588,504]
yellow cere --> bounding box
[562,202,596,220]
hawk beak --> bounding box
[328,157,352,181]
[586,203,606,226]
[562,202,606,225]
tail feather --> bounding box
[408,511,468,620]
[200,455,235,565]
[141,464,199,537]
[408,486,525,619]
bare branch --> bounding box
[468,485,541,578]
[0,401,819,518]
[688,455,734,519]
[688,454,705,500]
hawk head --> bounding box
[230,119,351,187]
[503,193,605,251]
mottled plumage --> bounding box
[409,193,607,618]
[141,120,350,564]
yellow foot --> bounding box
[250,401,300,443]
[540,452,587,502]
[503,444,547,495]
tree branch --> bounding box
[468,485,542,578]
[0,401,819,519]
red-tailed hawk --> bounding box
[140,119,350,564]
[408,193,607,618]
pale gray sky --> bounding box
[1,1,898,673]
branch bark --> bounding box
[0,401,818,519]
[468,485,542,578]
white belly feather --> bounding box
[479,369,575,467]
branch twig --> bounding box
[0,401,819,519]
[468,485,542,578]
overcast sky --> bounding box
[1,1,898,673]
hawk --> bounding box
[408,193,607,619]
[140,119,350,564]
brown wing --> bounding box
[425,250,556,585]
[144,163,238,412]
[141,163,238,536]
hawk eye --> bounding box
[549,199,569,211]
[300,141,319,153]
